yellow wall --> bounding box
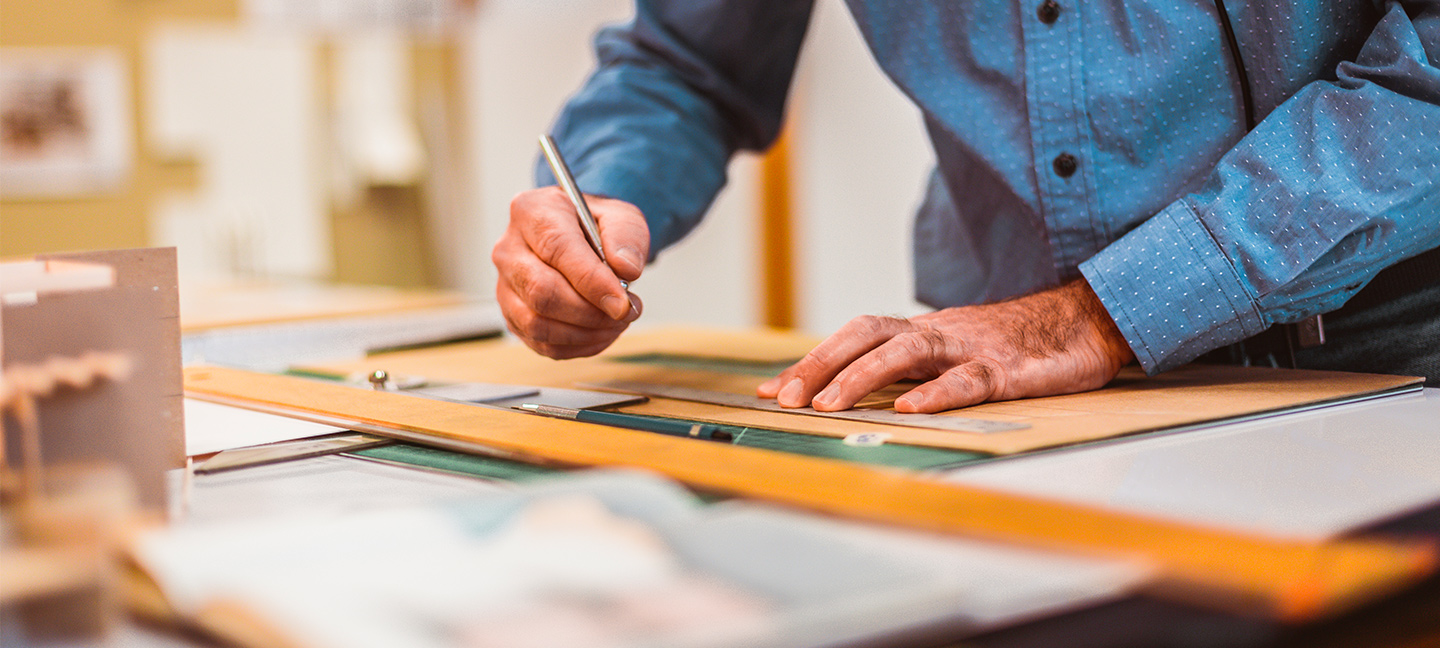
[0,0,233,258]
[2,0,449,288]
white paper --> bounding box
[944,388,1440,540]
[170,454,504,525]
[185,398,344,456]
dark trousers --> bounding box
[1197,246,1440,385]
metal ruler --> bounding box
[595,381,1029,433]
[197,432,392,474]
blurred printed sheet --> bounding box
[140,470,1150,648]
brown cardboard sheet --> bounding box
[309,327,1424,454]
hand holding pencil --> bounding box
[491,136,648,359]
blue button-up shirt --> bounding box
[542,0,1440,373]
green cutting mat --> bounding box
[347,413,988,481]
[709,421,985,469]
[605,353,990,469]
[348,443,559,482]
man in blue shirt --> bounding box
[491,0,1440,412]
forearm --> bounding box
[544,65,735,256]
[540,0,814,256]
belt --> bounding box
[1204,245,1440,369]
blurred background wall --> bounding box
[1,0,933,336]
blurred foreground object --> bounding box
[1,248,184,507]
[0,248,181,644]
[131,469,1150,648]
[1,463,139,644]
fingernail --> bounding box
[616,245,643,273]
[895,393,923,412]
[757,377,780,396]
[624,293,641,322]
[600,294,629,320]
[777,378,805,407]
[813,384,840,410]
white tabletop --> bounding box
[943,387,1440,540]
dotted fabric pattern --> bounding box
[550,0,1440,373]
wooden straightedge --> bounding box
[184,365,1436,622]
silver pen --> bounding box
[538,134,629,291]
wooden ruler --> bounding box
[184,366,1437,621]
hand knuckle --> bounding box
[966,360,1004,394]
[918,328,950,361]
[531,225,568,263]
[509,190,544,221]
[491,236,516,268]
[508,262,536,296]
[502,302,537,334]
[505,314,541,350]
[527,282,563,316]
[895,331,928,356]
[502,313,523,339]
[849,315,884,335]
[968,362,995,386]
[523,313,552,340]
[889,328,937,363]
[799,346,835,372]
[574,262,610,289]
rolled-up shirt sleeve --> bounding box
[1082,0,1440,373]
[538,0,814,257]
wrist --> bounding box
[1069,278,1136,368]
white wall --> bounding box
[144,1,928,332]
[459,0,932,336]
[461,0,758,329]
[147,24,328,281]
[463,0,627,298]
[789,0,932,335]
[140,1,934,335]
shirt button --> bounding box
[1037,0,1061,24]
[1053,153,1078,177]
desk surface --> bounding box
[944,387,1440,542]
[178,280,472,332]
[953,387,1440,647]
[156,384,1440,648]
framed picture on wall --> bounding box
[0,48,132,198]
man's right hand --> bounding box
[491,187,648,359]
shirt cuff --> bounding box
[1079,201,1269,373]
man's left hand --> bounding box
[756,279,1135,413]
